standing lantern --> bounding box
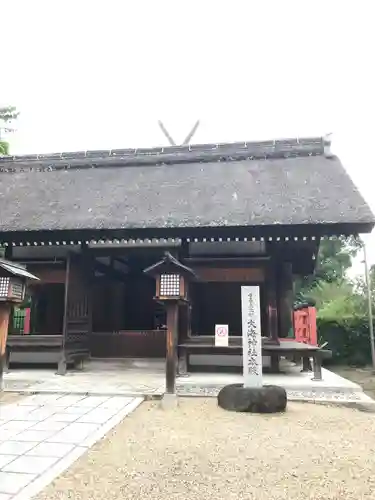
[144,252,195,406]
[0,258,39,390]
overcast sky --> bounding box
[1,0,374,271]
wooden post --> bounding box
[58,253,71,375]
[0,303,11,391]
[277,262,294,338]
[266,263,279,343]
[165,302,178,394]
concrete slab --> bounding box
[26,442,75,458]
[45,422,100,444]
[76,408,118,424]
[1,420,35,432]
[43,413,80,423]
[0,493,12,500]
[0,455,17,469]
[0,430,20,442]
[3,358,374,406]
[0,441,38,456]
[11,430,56,443]
[30,420,68,432]
[3,456,59,475]
[0,472,36,495]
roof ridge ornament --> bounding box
[323,133,334,157]
[157,120,200,146]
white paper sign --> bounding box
[215,324,229,347]
[241,286,262,388]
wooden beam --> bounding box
[92,259,126,282]
[165,302,178,394]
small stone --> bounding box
[217,384,287,413]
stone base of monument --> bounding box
[217,383,287,413]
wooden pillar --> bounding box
[165,302,178,394]
[0,303,11,390]
[265,263,279,343]
[187,303,192,337]
[58,254,71,375]
[277,262,294,338]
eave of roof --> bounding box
[0,136,326,172]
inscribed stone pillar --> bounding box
[241,286,262,388]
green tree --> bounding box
[0,105,19,155]
[294,236,363,306]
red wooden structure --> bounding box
[292,305,317,346]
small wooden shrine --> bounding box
[0,136,373,377]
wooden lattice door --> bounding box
[59,252,92,373]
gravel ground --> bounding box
[333,366,375,399]
[36,399,375,500]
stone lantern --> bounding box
[0,258,39,390]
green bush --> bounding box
[0,140,9,155]
[318,316,373,366]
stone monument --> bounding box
[217,286,287,413]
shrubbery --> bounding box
[318,316,373,366]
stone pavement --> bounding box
[0,394,143,500]
[4,359,375,408]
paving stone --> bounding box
[98,396,134,409]
[0,471,36,494]
[0,406,39,420]
[0,440,39,455]
[51,395,86,406]
[17,395,44,406]
[0,454,17,468]
[0,428,21,441]
[61,405,91,415]
[76,396,111,407]
[46,422,99,444]
[43,412,80,423]
[30,420,68,432]
[0,420,34,431]
[12,429,56,442]
[26,442,75,458]
[25,407,59,420]
[17,394,63,405]
[77,408,117,424]
[3,455,59,474]
[12,407,46,421]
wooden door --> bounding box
[63,252,92,361]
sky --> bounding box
[1,0,374,273]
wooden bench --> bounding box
[6,334,89,374]
[178,337,331,380]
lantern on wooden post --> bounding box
[0,258,39,390]
[144,252,195,406]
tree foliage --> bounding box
[0,105,19,123]
[294,236,367,318]
[0,105,19,155]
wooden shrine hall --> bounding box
[0,136,374,377]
